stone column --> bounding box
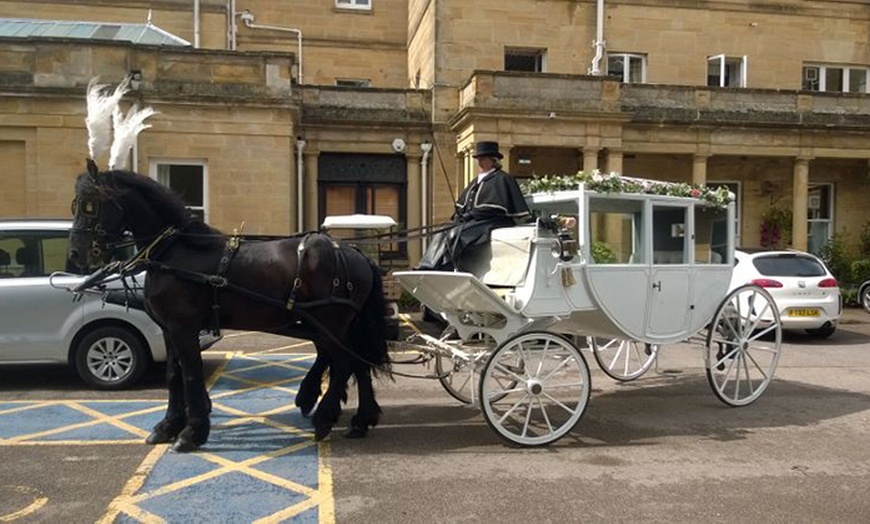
[303,149,319,232]
[692,154,710,186]
[607,149,624,175]
[583,147,599,173]
[791,157,810,251]
[501,142,512,176]
[406,152,423,265]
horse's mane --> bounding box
[78,169,223,248]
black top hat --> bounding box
[472,141,503,159]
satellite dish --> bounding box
[391,138,406,153]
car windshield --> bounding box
[751,254,826,277]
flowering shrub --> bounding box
[521,170,734,209]
[759,206,792,249]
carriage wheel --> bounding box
[705,284,782,407]
[590,337,660,381]
[479,332,591,447]
[436,329,493,404]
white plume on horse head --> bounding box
[85,76,130,161]
[108,103,157,171]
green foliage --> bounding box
[591,241,617,264]
[818,232,852,281]
[851,258,870,281]
[521,171,734,209]
[396,289,420,312]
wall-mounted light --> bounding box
[130,70,142,91]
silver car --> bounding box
[0,219,171,389]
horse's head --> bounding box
[69,161,127,269]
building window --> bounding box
[336,0,371,10]
[707,55,747,87]
[318,153,407,258]
[807,183,833,255]
[802,64,869,93]
[335,78,371,88]
[152,161,207,222]
[505,48,546,72]
[606,53,646,83]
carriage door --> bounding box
[647,204,692,339]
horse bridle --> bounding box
[70,173,128,264]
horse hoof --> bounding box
[344,426,368,439]
[170,438,199,453]
[145,431,173,445]
[314,427,332,442]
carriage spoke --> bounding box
[493,360,527,384]
[540,392,579,416]
[536,396,554,434]
[540,354,576,382]
[498,394,531,425]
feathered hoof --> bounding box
[145,431,174,445]
[313,426,332,442]
[170,437,200,453]
[344,426,369,439]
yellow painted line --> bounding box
[0,401,62,416]
[254,341,314,354]
[254,495,322,523]
[2,440,144,446]
[97,445,168,524]
[0,486,49,522]
[5,401,161,443]
[318,441,336,524]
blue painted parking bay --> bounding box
[0,352,334,523]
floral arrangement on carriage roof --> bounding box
[521,170,735,209]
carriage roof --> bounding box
[321,214,398,230]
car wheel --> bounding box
[861,284,870,314]
[805,324,836,339]
[74,326,149,390]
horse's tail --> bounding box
[351,256,392,376]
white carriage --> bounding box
[394,180,782,447]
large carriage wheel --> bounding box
[479,332,591,447]
[705,284,782,407]
[590,337,660,381]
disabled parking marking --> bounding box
[0,485,48,522]
[0,350,334,523]
[98,351,333,523]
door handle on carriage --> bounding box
[652,281,662,291]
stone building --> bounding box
[1,0,869,266]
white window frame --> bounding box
[149,159,209,222]
[708,180,742,247]
[802,63,870,93]
[335,0,371,11]
[707,54,747,88]
[807,183,834,254]
[504,47,547,73]
[606,53,647,83]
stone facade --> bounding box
[2,0,870,262]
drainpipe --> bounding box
[420,141,433,250]
[193,0,201,48]
[589,0,605,75]
[239,10,304,85]
[227,0,237,50]
[296,138,306,232]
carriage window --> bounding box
[155,163,206,221]
[695,206,729,264]
[652,206,688,264]
[587,198,643,264]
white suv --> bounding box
[0,219,169,389]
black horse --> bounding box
[69,166,391,452]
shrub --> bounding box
[592,241,617,264]
[818,232,852,281]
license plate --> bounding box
[788,308,820,317]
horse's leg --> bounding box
[146,333,187,445]
[311,351,352,441]
[167,327,211,453]
[345,361,381,439]
[296,353,328,417]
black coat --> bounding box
[418,169,530,271]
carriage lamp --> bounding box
[130,70,142,91]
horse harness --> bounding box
[111,227,363,338]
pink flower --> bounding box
[690,188,702,198]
